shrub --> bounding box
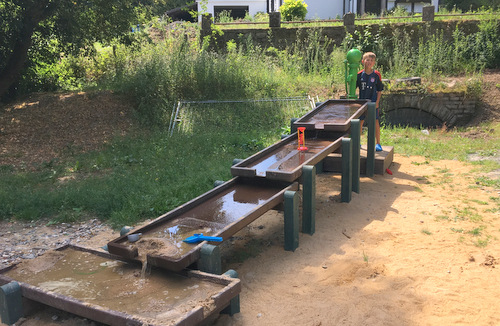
[280,0,308,21]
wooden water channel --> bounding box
[1,100,393,325]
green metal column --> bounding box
[1,281,23,325]
[284,190,299,251]
[341,138,352,203]
[199,244,222,274]
[350,119,361,193]
[302,165,316,235]
[315,160,324,174]
[366,102,376,177]
[290,118,298,134]
[221,269,240,316]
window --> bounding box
[214,6,249,20]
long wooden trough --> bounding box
[0,245,240,326]
[230,133,346,182]
[107,177,298,271]
[230,100,368,182]
[293,99,369,131]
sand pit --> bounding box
[3,154,499,326]
[212,154,500,326]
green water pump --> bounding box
[344,49,362,99]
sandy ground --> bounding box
[213,155,500,326]
[2,154,499,326]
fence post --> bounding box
[366,103,376,177]
[302,165,316,235]
[199,244,222,274]
[422,6,435,22]
[350,119,361,193]
[284,190,299,251]
[269,12,281,28]
[200,14,213,43]
[1,281,23,325]
[341,138,352,203]
[221,270,240,316]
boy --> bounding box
[357,52,384,151]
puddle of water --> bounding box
[4,248,224,323]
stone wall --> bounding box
[381,92,478,127]
[208,20,488,53]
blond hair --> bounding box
[362,52,376,60]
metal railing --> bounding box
[168,97,315,136]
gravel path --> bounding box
[0,219,115,270]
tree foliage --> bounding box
[0,0,188,99]
[441,0,500,11]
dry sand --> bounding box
[213,154,499,326]
[5,154,499,326]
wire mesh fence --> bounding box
[168,97,316,136]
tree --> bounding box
[0,0,154,99]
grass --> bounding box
[0,131,268,227]
[421,228,432,235]
[473,237,490,248]
[363,251,369,263]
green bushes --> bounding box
[109,36,287,126]
[280,0,308,21]
[344,18,500,80]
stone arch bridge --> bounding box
[381,92,478,128]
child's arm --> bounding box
[375,90,382,108]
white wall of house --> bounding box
[303,0,348,20]
[199,0,354,20]
[198,0,438,21]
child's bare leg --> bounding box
[376,120,381,145]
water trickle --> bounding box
[140,260,149,279]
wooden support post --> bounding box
[366,103,376,177]
[284,190,299,251]
[302,165,316,235]
[341,138,352,203]
[221,269,240,316]
[1,281,23,325]
[422,5,435,21]
[269,11,281,28]
[199,244,222,275]
[351,119,361,193]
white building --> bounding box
[196,0,439,20]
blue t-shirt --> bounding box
[356,70,384,103]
